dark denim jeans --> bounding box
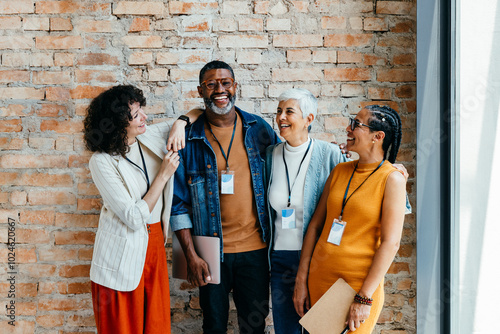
[270,250,305,334]
[199,248,269,334]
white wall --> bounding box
[457,1,500,333]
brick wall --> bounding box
[0,1,416,333]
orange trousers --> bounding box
[91,223,171,334]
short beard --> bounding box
[204,94,236,115]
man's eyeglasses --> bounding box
[201,78,235,90]
[349,117,374,131]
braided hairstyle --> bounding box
[365,105,402,163]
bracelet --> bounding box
[177,115,191,126]
[354,293,373,306]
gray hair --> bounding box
[277,88,318,121]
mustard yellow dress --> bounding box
[308,160,397,333]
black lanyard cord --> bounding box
[207,113,237,171]
[125,141,150,194]
[283,139,312,207]
[340,160,384,220]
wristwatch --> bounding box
[177,115,191,126]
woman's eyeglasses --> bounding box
[201,78,235,90]
[349,117,375,131]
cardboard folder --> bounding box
[299,278,357,334]
[172,233,221,284]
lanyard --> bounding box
[339,160,384,220]
[283,139,312,207]
[207,113,237,172]
[125,141,150,194]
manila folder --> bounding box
[299,278,356,334]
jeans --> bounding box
[270,250,304,334]
[199,248,269,334]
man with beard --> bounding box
[170,61,280,334]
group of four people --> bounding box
[83,60,407,334]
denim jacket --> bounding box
[265,139,348,249]
[170,107,280,260]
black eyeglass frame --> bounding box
[200,77,235,90]
[349,117,375,131]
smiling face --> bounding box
[125,101,147,144]
[276,99,312,146]
[198,69,237,115]
[345,108,375,153]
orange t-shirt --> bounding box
[204,114,266,253]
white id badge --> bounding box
[220,170,235,194]
[327,218,346,245]
[281,207,296,229]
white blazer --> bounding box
[89,123,173,292]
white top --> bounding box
[126,141,162,224]
[269,138,313,250]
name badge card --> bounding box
[327,218,346,245]
[220,170,235,194]
[281,207,296,229]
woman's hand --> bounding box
[167,120,187,152]
[159,150,180,180]
[346,302,371,331]
[293,279,310,317]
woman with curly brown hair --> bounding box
[83,85,200,334]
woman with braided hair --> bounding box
[293,105,406,333]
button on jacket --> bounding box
[170,107,280,260]
[89,123,174,292]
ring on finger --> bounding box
[361,320,365,323]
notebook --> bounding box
[172,233,221,285]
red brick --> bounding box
[218,35,267,48]
[312,50,337,63]
[337,51,363,63]
[0,248,37,263]
[20,210,55,225]
[35,104,68,117]
[76,20,115,33]
[79,248,94,261]
[38,297,91,311]
[69,154,91,168]
[169,69,198,81]
[129,51,153,65]
[77,198,102,211]
[0,70,29,83]
[238,18,263,31]
[36,314,64,328]
[129,17,150,32]
[364,54,387,66]
[31,53,54,67]
[287,50,311,62]
[0,119,22,132]
[0,1,34,14]
[254,1,269,14]
[1,88,43,101]
[292,1,308,12]
[50,17,73,31]
[55,231,95,245]
[10,190,27,206]
[368,87,392,100]
[114,1,166,15]
[325,68,371,82]
[377,36,415,49]
[75,70,117,83]
[0,137,24,150]
[36,36,83,49]
[59,264,91,277]
[77,53,120,66]
[393,53,416,66]
[404,100,416,113]
[396,278,413,290]
[46,87,71,101]
[341,84,364,97]
[169,1,218,15]
[376,1,414,15]
[36,1,82,14]
[24,17,49,30]
[55,213,99,228]
[184,17,210,32]
[388,262,410,274]
[358,101,399,113]
[395,85,415,98]
[54,52,74,66]
[70,86,108,99]
[0,16,21,30]
[391,20,415,33]
[273,34,322,48]
[13,303,37,317]
[0,104,31,117]
[325,34,373,47]
[324,117,349,131]
[364,17,388,31]
[321,16,346,30]
[182,36,213,48]
[67,282,92,295]
[121,35,162,48]
[266,18,291,31]
[33,71,71,85]
[397,244,414,257]
[28,190,76,205]
[5,228,51,244]
[377,69,416,82]
[0,172,18,185]
[40,120,83,133]
[272,68,322,82]
[84,35,108,49]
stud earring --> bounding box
[372,140,375,144]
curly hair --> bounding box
[83,85,146,157]
[365,105,402,163]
